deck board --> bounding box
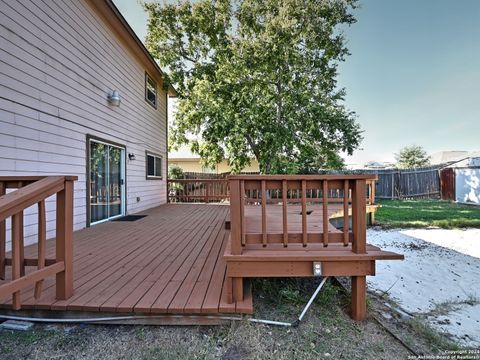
[0,204,252,315]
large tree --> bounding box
[395,145,430,169]
[144,0,362,173]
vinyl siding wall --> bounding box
[0,0,168,250]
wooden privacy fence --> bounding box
[373,166,440,199]
[0,176,76,310]
[167,177,376,205]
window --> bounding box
[145,73,157,108]
[146,152,162,179]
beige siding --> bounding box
[0,0,168,250]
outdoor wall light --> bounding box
[108,90,121,106]
[128,153,136,161]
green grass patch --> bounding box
[406,317,460,352]
[375,199,480,229]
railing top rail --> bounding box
[0,176,78,182]
[228,174,378,181]
[167,179,228,182]
[0,176,77,221]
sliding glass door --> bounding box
[89,138,125,225]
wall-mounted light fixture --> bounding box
[128,153,136,161]
[108,90,121,106]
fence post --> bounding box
[56,179,74,300]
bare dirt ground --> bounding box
[0,277,463,360]
[367,228,480,347]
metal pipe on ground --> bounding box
[0,277,330,328]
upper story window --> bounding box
[145,73,157,109]
[146,151,162,179]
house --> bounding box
[169,146,260,174]
[0,0,175,248]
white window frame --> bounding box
[146,151,163,180]
[145,73,157,109]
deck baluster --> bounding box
[322,180,329,247]
[343,180,349,246]
[301,180,307,247]
[0,181,5,280]
[261,180,267,247]
[34,200,46,299]
[282,180,288,247]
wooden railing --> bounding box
[228,174,377,255]
[168,177,376,205]
[0,176,77,310]
[167,179,229,203]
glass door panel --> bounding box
[90,142,109,223]
[108,146,123,218]
[89,139,125,225]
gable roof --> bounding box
[86,0,177,96]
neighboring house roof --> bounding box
[445,155,480,168]
[169,146,201,160]
[429,150,475,165]
[87,0,176,96]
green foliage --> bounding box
[144,0,361,174]
[395,145,430,169]
[168,165,184,179]
[376,199,480,228]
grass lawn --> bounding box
[375,199,480,229]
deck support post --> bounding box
[367,212,375,226]
[351,275,366,321]
[232,277,243,303]
[56,179,74,300]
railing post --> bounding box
[351,179,366,254]
[56,179,74,300]
[351,178,367,320]
[0,181,5,280]
[229,178,243,303]
[229,179,243,255]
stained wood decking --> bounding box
[0,204,252,315]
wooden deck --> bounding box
[0,204,253,315]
